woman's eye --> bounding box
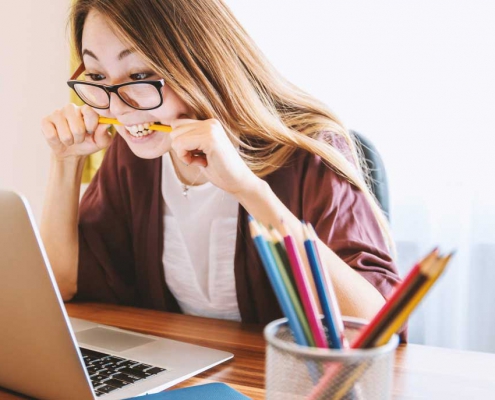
[130,72,153,80]
[85,73,105,81]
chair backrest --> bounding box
[350,130,390,219]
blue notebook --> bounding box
[129,383,251,400]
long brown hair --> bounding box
[70,0,393,250]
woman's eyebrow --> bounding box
[118,49,133,60]
[81,48,134,61]
[82,49,99,60]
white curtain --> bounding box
[227,0,495,352]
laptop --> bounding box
[0,190,233,400]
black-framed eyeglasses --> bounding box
[67,62,165,111]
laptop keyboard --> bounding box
[80,347,166,397]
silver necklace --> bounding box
[180,171,203,198]
[170,153,203,198]
[182,183,191,197]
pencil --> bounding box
[326,254,451,400]
[302,223,337,349]
[351,248,439,349]
[308,250,451,400]
[269,226,298,296]
[98,117,172,132]
[306,223,348,349]
[261,226,315,347]
[280,221,329,349]
[248,217,308,346]
[375,253,452,346]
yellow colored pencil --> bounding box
[375,253,453,346]
[319,255,451,400]
[98,117,172,132]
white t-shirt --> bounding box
[161,152,241,321]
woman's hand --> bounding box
[41,104,112,160]
[169,118,261,196]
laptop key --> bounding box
[115,360,139,368]
[116,367,150,379]
[106,356,125,363]
[81,348,109,359]
[130,363,152,372]
[103,378,131,389]
[91,375,108,385]
[95,384,119,394]
[111,372,141,383]
[91,360,115,368]
[87,366,99,376]
[145,367,166,375]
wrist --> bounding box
[233,176,269,206]
[51,153,87,168]
[50,154,87,184]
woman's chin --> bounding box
[119,129,167,159]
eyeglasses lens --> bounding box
[74,84,109,108]
[118,84,161,109]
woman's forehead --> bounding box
[82,10,145,67]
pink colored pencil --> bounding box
[280,221,328,348]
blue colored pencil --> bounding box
[307,224,349,348]
[248,217,308,346]
[302,223,343,349]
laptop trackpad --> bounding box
[76,327,155,352]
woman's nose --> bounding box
[108,92,133,116]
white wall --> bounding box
[225,0,495,350]
[225,0,495,210]
[0,0,71,221]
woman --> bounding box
[41,0,401,328]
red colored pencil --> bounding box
[351,248,439,349]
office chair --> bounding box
[350,130,390,220]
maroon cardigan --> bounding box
[74,134,404,337]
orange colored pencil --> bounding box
[351,248,438,348]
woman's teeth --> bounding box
[125,123,154,137]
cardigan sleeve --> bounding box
[300,151,407,340]
[73,137,137,305]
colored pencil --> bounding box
[351,248,439,349]
[306,223,348,349]
[98,117,172,132]
[261,226,315,347]
[269,226,299,297]
[248,217,308,346]
[308,250,452,400]
[375,253,452,346]
[280,221,329,349]
[302,223,338,349]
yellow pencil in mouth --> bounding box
[98,117,172,133]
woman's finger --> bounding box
[64,104,86,145]
[91,123,113,150]
[80,104,100,135]
[51,110,75,147]
[41,117,66,153]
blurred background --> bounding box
[1,1,494,352]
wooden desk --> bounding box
[2,302,495,399]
